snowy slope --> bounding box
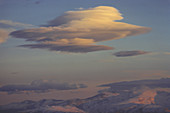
[0,78,170,113]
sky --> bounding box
[0,0,170,105]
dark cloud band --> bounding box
[19,44,113,53]
[113,50,151,57]
[0,80,87,94]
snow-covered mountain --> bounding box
[0,78,170,113]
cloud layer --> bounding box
[10,6,151,53]
[113,50,151,57]
[0,80,87,94]
[19,43,113,53]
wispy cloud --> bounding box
[10,6,151,53]
[0,20,34,44]
[0,80,87,94]
[163,52,170,55]
[0,20,34,29]
[113,50,151,57]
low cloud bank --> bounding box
[0,80,87,94]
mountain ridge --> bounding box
[0,78,170,113]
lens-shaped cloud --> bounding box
[113,50,151,57]
[10,6,151,53]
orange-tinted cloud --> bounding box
[0,20,34,44]
[0,29,9,43]
[10,6,151,53]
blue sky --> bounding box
[0,0,170,104]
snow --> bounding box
[0,78,170,113]
[48,105,85,113]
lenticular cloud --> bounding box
[10,6,151,53]
[113,50,151,57]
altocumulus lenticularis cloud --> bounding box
[113,50,151,57]
[10,6,151,53]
